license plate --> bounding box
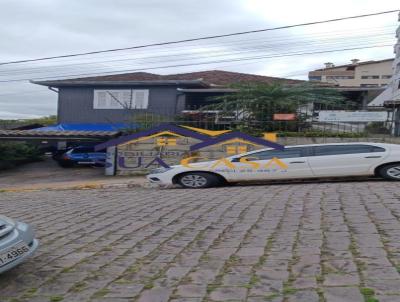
[0,242,30,267]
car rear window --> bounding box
[313,144,385,156]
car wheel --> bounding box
[177,172,221,188]
[379,164,400,180]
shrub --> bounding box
[0,142,43,170]
[365,122,390,134]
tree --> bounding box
[200,82,347,132]
[203,82,346,120]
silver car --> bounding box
[0,215,39,273]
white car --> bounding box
[147,143,400,188]
[0,215,39,273]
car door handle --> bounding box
[364,156,382,158]
[289,161,306,164]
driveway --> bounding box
[0,158,144,191]
[1,182,400,301]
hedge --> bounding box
[0,142,43,170]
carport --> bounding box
[0,129,120,152]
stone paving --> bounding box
[1,181,400,301]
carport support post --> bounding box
[105,146,116,176]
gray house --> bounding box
[32,70,298,126]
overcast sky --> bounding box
[0,0,398,119]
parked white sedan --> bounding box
[0,215,39,273]
[147,143,400,188]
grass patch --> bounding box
[70,281,87,292]
[282,286,297,295]
[92,288,110,298]
[249,275,260,285]
[360,287,378,302]
[206,284,219,294]
[114,278,132,284]
[225,255,240,266]
[265,293,281,300]
[49,296,64,302]
[126,263,141,273]
[143,283,154,290]
[21,287,38,299]
[60,267,76,273]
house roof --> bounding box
[160,70,301,86]
[31,70,301,88]
[32,79,209,88]
[0,129,119,140]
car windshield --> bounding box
[72,147,94,153]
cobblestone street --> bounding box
[1,181,400,302]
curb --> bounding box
[0,181,155,193]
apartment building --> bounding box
[308,58,394,87]
[368,12,400,136]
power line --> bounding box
[0,9,398,66]
[1,35,392,77]
[2,25,395,69]
[7,24,394,68]
[0,44,391,83]
[0,29,394,78]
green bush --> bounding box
[365,122,390,134]
[276,131,366,138]
[237,128,366,138]
[0,142,43,170]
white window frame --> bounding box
[93,89,149,109]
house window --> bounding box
[93,89,149,109]
[361,75,380,79]
[309,76,322,81]
[360,84,379,87]
[326,76,354,80]
[382,75,392,79]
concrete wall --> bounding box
[58,86,180,124]
[115,137,263,175]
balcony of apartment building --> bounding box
[359,75,392,88]
[308,70,356,86]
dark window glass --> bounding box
[361,75,380,79]
[72,147,94,153]
[314,145,385,156]
[248,147,307,160]
[360,84,379,87]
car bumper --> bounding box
[147,173,174,185]
[0,222,39,274]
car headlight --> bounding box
[150,167,172,174]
